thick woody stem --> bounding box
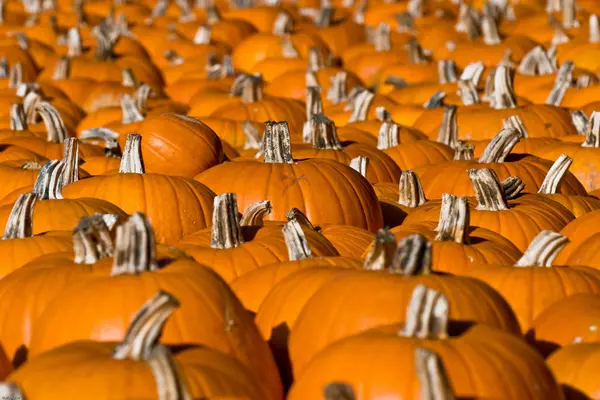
[8,63,22,89]
[517,46,556,76]
[91,25,116,61]
[515,230,569,267]
[306,71,320,91]
[327,72,348,105]
[377,121,400,149]
[398,171,427,208]
[73,214,118,264]
[350,156,368,178]
[0,384,24,400]
[62,137,79,187]
[591,15,600,43]
[571,111,589,135]
[415,348,456,400]
[390,234,432,275]
[376,107,392,123]
[111,213,159,276]
[33,139,79,200]
[401,284,448,338]
[347,89,374,123]
[454,143,474,161]
[583,111,600,148]
[282,219,312,260]
[281,36,299,58]
[457,80,480,106]
[438,60,458,84]
[482,15,501,45]
[231,74,263,104]
[134,84,152,111]
[406,39,429,64]
[374,23,391,52]
[323,383,355,400]
[562,0,577,29]
[121,94,144,124]
[538,154,573,195]
[436,106,459,149]
[0,58,7,78]
[307,114,343,150]
[363,228,396,270]
[468,168,509,211]
[193,25,211,45]
[502,176,525,199]
[307,47,324,71]
[80,127,121,157]
[148,346,192,400]
[263,121,293,163]
[550,17,570,45]
[67,27,83,57]
[423,91,445,109]
[242,121,262,150]
[119,134,145,173]
[9,103,27,131]
[210,193,244,249]
[502,115,528,138]
[206,55,235,79]
[459,62,485,86]
[52,56,70,80]
[113,291,180,360]
[3,193,36,239]
[384,76,408,89]
[546,61,573,106]
[121,68,138,88]
[286,208,317,230]
[240,200,272,226]
[306,87,324,121]
[34,101,68,143]
[478,128,521,163]
[273,12,293,35]
[434,194,469,244]
[491,65,517,109]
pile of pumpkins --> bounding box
[2,0,600,398]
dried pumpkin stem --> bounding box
[436,105,459,149]
[550,17,570,45]
[468,168,509,211]
[538,154,573,194]
[211,193,244,249]
[113,291,180,360]
[517,46,556,76]
[307,114,343,150]
[305,87,324,121]
[501,176,525,199]
[52,56,70,80]
[8,62,22,89]
[401,284,448,339]
[435,194,469,244]
[9,103,27,131]
[66,27,83,56]
[453,143,474,161]
[92,25,117,61]
[121,68,138,88]
[242,121,262,150]
[3,193,36,239]
[478,128,521,163]
[307,47,324,71]
[282,219,312,260]
[374,23,391,52]
[263,121,293,163]
[571,110,589,135]
[591,15,600,43]
[327,72,348,105]
[376,107,392,123]
[121,94,144,124]
[348,89,374,123]
[583,111,600,148]
[350,156,368,177]
[80,127,122,157]
[323,383,355,400]
[272,12,292,35]
[0,384,24,400]
[111,213,159,276]
[398,171,427,208]
[491,65,517,109]
[34,101,68,143]
[423,91,445,109]
[193,25,211,45]
[281,35,300,58]
[363,228,396,270]
[459,62,485,86]
[407,39,429,64]
[438,60,458,84]
[562,0,577,29]
[148,345,192,400]
[73,214,118,264]
[62,137,79,187]
[120,134,145,173]
[502,115,528,138]
[482,14,501,45]
[377,121,400,149]
[546,61,573,106]
[134,84,153,111]
[240,200,272,226]
[390,234,432,275]
[457,80,479,106]
[33,159,68,200]
[0,58,7,78]
[306,70,320,90]
[515,230,569,267]
[415,347,456,400]
[286,208,317,230]
[231,74,263,104]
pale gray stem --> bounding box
[390,234,432,275]
[571,110,589,135]
[119,134,145,174]
[327,72,347,105]
[453,143,474,161]
[73,214,117,264]
[491,65,517,109]
[374,23,391,52]
[350,156,369,178]
[111,213,159,276]
[121,68,138,88]
[502,176,525,199]
[515,230,569,267]
[347,89,374,123]
[9,103,27,131]
[3,193,36,240]
[263,121,293,163]
[401,284,448,338]
[377,121,400,149]
[398,171,427,208]
[482,14,501,45]
[240,200,272,226]
[121,94,144,124]
[8,62,22,89]
[538,154,573,194]
[468,168,509,211]
[459,61,485,86]
[436,105,459,148]
[591,15,600,43]
[193,25,211,44]
[210,193,244,249]
[363,228,396,270]
[307,114,343,150]
[478,128,521,163]
[282,219,312,260]
[423,91,446,109]
[415,348,456,400]
[457,80,480,106]
[52,56,70,80]
[438,60,458,84]
[583,111,600,148]
[434,194,469,244]
[502,115,528,138]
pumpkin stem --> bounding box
[377,121,400,149]
[502,115,528,138]
[164,49,184,66]
[113,291,180,360]
[80,127,122,157]
[401,284,448,338]
[0,383,24,400]
[435,194,469,244]
[52,56,70,80]
[478,128,521,163]
[482,14,501,45]
[347,89,374,123]
[211,193,244,249]
[453,143,474,161]
[272,12,293,35]
[206,55,235,79]
[590,15,600,43]
[206,5,221,24]
[316,7,334,28]
[282,219,312,260]
[363,228,396,270]
[438,60,458,84]
[73,214,118,264]
[3,193,36,240]
[303,88,325,143]
[562,0,578,29]
[468,168,509,211]
[240,200,272,226]
[148,345,192,400]
[517,46,556,76]
[263,121,293,164]
[571,110,589,135]
[406,39,429,64]
[349,156,368,178]
[231,73,263,104]
[91,25,117,61]
[32,138,79,200]
[457,80,480,106]
[306,114,343,150]
[281,35,300,58]
[308,47,324,71]
[423,90,446,109]
[8,62,22,89]
[323,383,355,400]
[502,176,525,199]
[111,213,159,276]
[546,61,573,106]
[242,121,262,150]
[21,161,42,170]
[436,105,459,149]
[550,17,570,45]
[490,65,517,109]
[398,171,427,208]
[374,23,391,52]
[376,107,392,123]
[384,75,408,89]
[61,137,80,187]
[515,230,569,267]
[390,234,432,275]
[121,68,138,88]
[0,58,7,78]
[582,111,600,148]
[415,347,456,400]
[286,208,317,230]
[119,134,145,173]
[33,101,68,143]
[456,3,481,39]
[121,94,144,124]
[192,25,211,45]
[327,72,348,105]
[9,103,27,131]
[538,154,573,195]
[306,70,320,91]
[459,62,485,86]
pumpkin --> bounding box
[374,170,429,227]
[547,343,600,400]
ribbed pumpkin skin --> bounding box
[289,325,563,400]
[196,159,384,232]
[288,272,520,378]
[319,225,375,258]
[62,174,215,244]
[28,258,283,400]
[383,141,453,171]
[548,343,600,400]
